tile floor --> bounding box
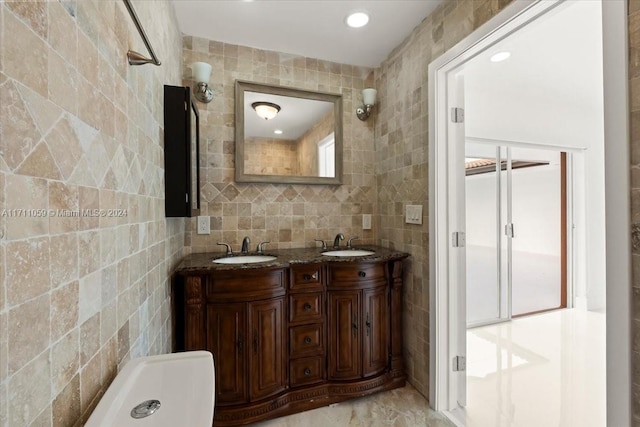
[250,309,604,427]
[251,385,455,427]
[465,308,605,427]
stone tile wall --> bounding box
[373,0,514,396]
[0,1,184,425]
[629,1,640,424]
[182,37,377,253]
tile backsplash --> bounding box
[182,37,377,253]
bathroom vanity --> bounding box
[172,246,408,426]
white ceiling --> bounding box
[172,0,443,68]
[244,92,333,140]
[460,0,603,150]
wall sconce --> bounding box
[356,88,377,121]
[252,102,281,120]
[192,62,213,103]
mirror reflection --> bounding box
[235,81,343,184]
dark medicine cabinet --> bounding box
[164,85,200,217]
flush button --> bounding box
[131,400,161,419]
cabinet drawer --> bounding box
[290,264,323,290]
[289,293,323,323]
[206,268,286,300]
[290,356,324,387]
[290,323,324,358]
[327,263,386,286]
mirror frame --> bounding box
[235,80,343,185]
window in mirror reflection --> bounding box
[318,134,335,178]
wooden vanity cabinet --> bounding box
[173,256,406,426]
[327,262,389,380]
[175,268,287,408]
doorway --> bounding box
[466,144,568,327]
[428,1,630,426]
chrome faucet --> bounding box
[241,236,251,254]
[347,236,359,249]
[217,242,233,255]
[256,241,270,254]
[333,233,344,249]
[314,239,327,250]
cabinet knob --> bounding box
[302,272,318,281]
[304,336,312,344]
[304,368,312,376]
[303,303,312,311]
[358,271,366,278]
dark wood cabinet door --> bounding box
[207,303,247,405]
[362,287,389,377]
[249,298,286,401]
[328,291,361,380]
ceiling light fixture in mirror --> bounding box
[235,80,343,185]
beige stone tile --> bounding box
[49,182,79,234]
[100,228,116,266]
[50,232,79,288]
[5,236,50,306]
[48,49,78,115]
[0,311,6,383]
[80,313,100,366]
[48,1,77,66]
[8,350,51,426]
[0,381,6,427]
[78,230,100,277]
[15,82,64,138]
[52,374,80,427]
[3,8,48,97]
[8,293,51,375]
[51,328,79,397]
[100,335,118,387]
[6,1,48,39]
[1,80,42,171]
[79,270,101,324]
[45,117,82,178]
[16,141,63,180]
[78,186,100,230]
[100,300,117,346]
[79,352,102,414]
[28,404,52,426]
[51,281,79,342]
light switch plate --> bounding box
[197,216,210,234]
[362,214,372,230]
[405,205,423,225]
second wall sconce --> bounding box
[192,62,213,103]
[356,88,377,121]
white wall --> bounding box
[461,0,606,311]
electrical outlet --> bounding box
[197,216,210,235]
[405,205,423,225]
[362,214,372,230]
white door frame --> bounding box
[428,1,630,425]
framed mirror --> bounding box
[235,80,343,184]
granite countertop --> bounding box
[175,245,410,274]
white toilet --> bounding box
[85,351,215,427]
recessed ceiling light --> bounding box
[274,129,283,135]
[490,51,511,63]
[346,12,369,28]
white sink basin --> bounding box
[213,255,277,264]
[85,351,214,427]
[322,250,375,257]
